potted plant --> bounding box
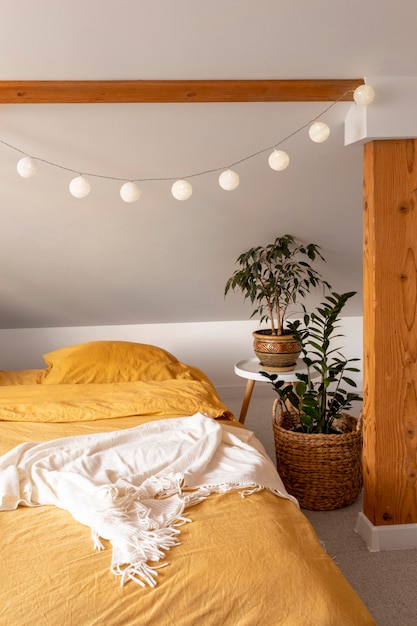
[224,234,330,370]
[261,291,363,510]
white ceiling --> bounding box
[0,1,416,329]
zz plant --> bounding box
[262,291,362,434]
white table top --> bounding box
[234,357,310,382]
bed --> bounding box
[0,340,374,626]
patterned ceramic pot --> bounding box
[252,329,301,371]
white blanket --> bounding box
[0,413,297,586]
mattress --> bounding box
[0,341,375,625]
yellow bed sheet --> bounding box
[0,415,375,626]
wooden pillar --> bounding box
[363,139,417,526]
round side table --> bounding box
[234,358,310,424]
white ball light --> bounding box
[120,181,141,203]
[353,84,376,106]
[268,149,290,171]
[17,156,38,178]
[171,179,192,201]
[69,175,91,199]
[218,169,240,191]
[308,122,330,143]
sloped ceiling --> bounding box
[0,1,416,329]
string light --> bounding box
[69,175,91,199]
[353,84,375,106]
[17,156,38,178]
[171,179,193,201]
[120,181,141,203]
[218,169,240,191]
[268,149,289,171]
[308,121,330,143]
[1,85,374,202]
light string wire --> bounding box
[0,90,353,184]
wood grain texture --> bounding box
[0,79,363,104]
[363,139,417,525]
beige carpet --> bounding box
[303,494,417,626]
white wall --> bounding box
[0,317,363,390]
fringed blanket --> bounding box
[0,413,296,587]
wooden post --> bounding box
[363,139,417,525]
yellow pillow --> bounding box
[0,369,46,385]
[42,341,193,384]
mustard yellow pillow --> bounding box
[42,341,193,384]
[0,369,46,385]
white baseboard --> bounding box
[355,512,417,551]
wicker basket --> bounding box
[272,399,363,510]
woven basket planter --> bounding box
[272,399,363,510]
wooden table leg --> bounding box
[239,379,256,424]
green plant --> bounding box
[262,291,362,433]
[224,234,330,335]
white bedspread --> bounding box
[0,413,296,586]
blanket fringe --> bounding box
[112,554,169,588]
[88,478,217,587]
[88,481,269,587]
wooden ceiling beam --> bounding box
[0,79,364,104]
